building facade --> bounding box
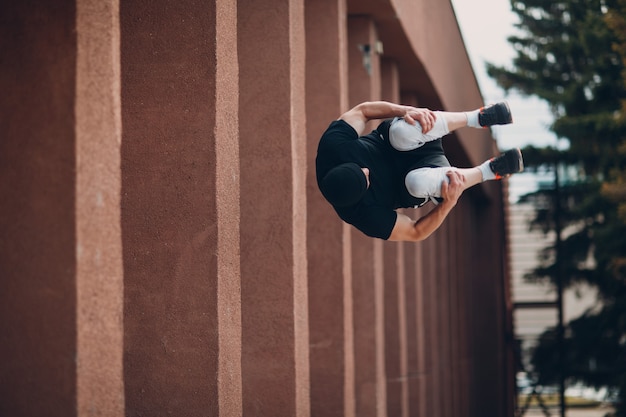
[0,0,515,416]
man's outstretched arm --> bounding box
[387,171,465,242]
[339,101,436,137]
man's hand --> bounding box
[440,170,465,206]
[403,108,437,133]
[388,170,467,242]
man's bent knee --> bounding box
[389,112,450,151]
[405,167,453,198]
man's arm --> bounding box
[339,101,436,137]
[387,171,465,242]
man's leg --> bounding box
[389,102,512,151]
[405,148,524,200]
[404,167,482,201]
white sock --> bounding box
[465,109,480,128]
[478,160,496,181]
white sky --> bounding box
[451,0,559,200]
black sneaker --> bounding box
[478,102,513,127]
[489,148,524,179]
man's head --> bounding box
[319,162,369,207]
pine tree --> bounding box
[487,0,626,413]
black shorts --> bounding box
[376,120,451,208]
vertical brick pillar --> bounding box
[455,205,471,417]
[452,205,475,417]
[305,0,355,416]
[466,200,509,417]
[383,242,409,417]
[0,2,78,416]
[214,0,243,414]
[409,238,427,417]
[75,0,124,414]
[422,236,440,417]
[446,215,461,417]
[347,15,386,417]
[380,58,409,417]
[120,0,240,415]
[453,208,475,417]
[238,0,310,415]
[436,223,452,417]
[404,240,417,417]
[397,92,423,417]
[381,59,399,103]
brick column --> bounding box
[436,223,452,417]
[238,0,310,415]
[397,92,424,417]
[460,204,473,416]
[305,0,355,416]
[410,238,427,417]
[447,215,461,417]
[380,58,409,417]
[120,0,240,415]
[347,15,386,417]
[423,235,440,417]
[75,0,124,414]
[214,0,243,414]
[383,242,409,417]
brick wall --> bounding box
[0,0,515,416]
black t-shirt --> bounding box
[316,119,397,239]
[316,119,448,240]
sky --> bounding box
[450,0,559,200]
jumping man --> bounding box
[315,101,523,241]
